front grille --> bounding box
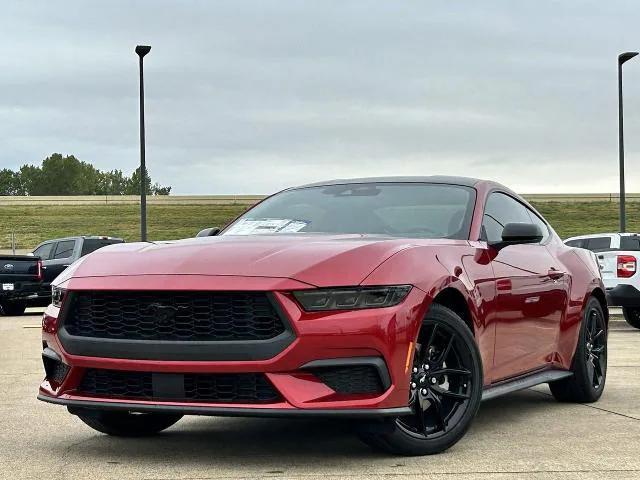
[78,369,280,403]
[64,291,286,342]
[309,365,384,395]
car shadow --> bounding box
[49,389,557,467]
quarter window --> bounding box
[481,192,532,243]
[525,209,550,243]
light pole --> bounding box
[618,51,638,233]
[135,45,151,241]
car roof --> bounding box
[296,176,484,189]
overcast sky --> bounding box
[1,1,639,194]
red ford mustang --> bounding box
[38,176,608,455]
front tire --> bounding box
[359,304,483,455]
[73,409,183,436]
[622,307,640,329]
[549,297,607,403]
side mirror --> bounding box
[196,227,220,238]
[490,223,542,250]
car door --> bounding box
[482,192,568,380]
[43,239,77,283]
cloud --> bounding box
[0,0,639,194]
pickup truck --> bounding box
[565,232,640,329]
[32,236,124,301]
[0,255,43,315]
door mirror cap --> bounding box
[490,223,543,250]
[196,227,221,238]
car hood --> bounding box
[66,234,451,287]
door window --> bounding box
[482,193,533,243]
[33,243,54,260]
[52,240,76,259]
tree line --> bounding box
[0,153,171,196]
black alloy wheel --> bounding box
[584,305,607,391]
[398,319,475,439]
[549,297,607,403]
[358,304,483,455]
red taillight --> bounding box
[617,255,637,278]
[36,260,43,281]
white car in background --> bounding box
[565,233,640,329]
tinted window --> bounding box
[52,240,76,259]
[482,192,532,243]
[222,183,476,239]
[585,237,611,252]
[33,243,54,260]
[525,209,550,242]
[565,239,585,248]
[620,236,640,251]
[81,239,122,256]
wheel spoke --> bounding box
[436,334,455,364]
[592,329,605,342]
[430,367,471,377]
[593,356,604,380]
[585,358,595,384]
[431,384,470,401]
[414,403,428,435]
[430,391,447,432]
[587,314,595,342]
[591,345,604,355]
[426,324,439,351]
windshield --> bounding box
[222,182,476,239]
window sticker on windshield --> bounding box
[225,219,309,235]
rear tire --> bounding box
[0,301,26,316]
[622,307,640,329]
[73,409,183,436]
[549,297,607,403]
[358,304,483,455]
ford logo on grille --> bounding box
[3,264,14,270]
[146,303,186,326]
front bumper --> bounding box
[38,278,428,416]
[606,284,640,307]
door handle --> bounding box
[547,268,565,280]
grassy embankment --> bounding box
[1,201,639,250]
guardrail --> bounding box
[1,193,640,205]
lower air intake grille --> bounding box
[309,365,384,395]
[78,369,280,403]
[43,356,70,384]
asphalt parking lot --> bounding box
[2,310,640,480]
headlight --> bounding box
[52,286,66,307]
[292,285,412,312]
